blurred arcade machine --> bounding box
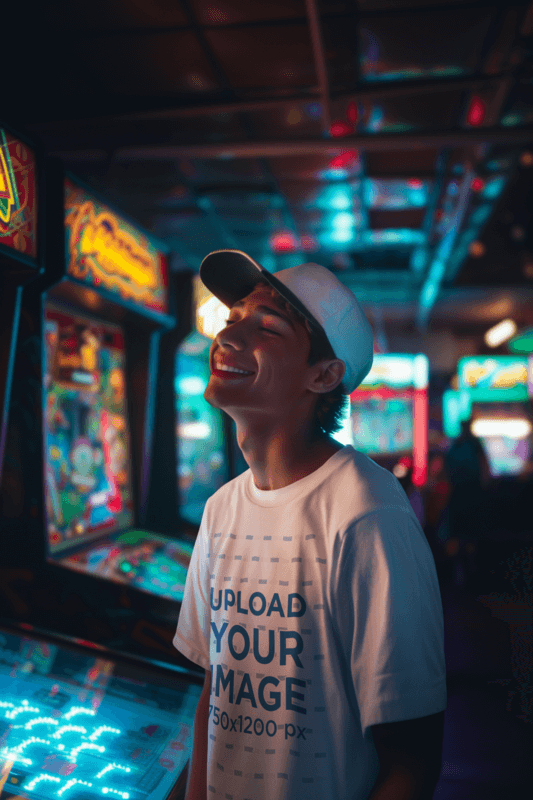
[443,356,533,479]
[0,122,43,484]
[340,353,429,488]
[174,275,248,528]
[0,168,203,798]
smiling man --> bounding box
[174,250,447,800]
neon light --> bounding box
[57,779,93,796]
[466,96,486,126]
[69,742,105,760]
[23,717,59,730]
[88,725,121,742]
[484,319,517,348]
[52,725,87,739]
[11,736,51,754]
[65,179,168,313]
[0,748,32,766]
[96,763,132,779]
[330,120,353,137]
[5,702,40,720]
[25,774,61,791]
[269,231,298,253]
[413,390,428,487]
[509,327,533,354]
[471,418,532,439]
[347,101,358,125]
[0,136,16,224]
[63,706,96,721]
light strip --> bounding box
[471,418,532,439]
[484,318,517,348]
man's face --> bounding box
[204,286,316,422]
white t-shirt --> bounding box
[174,445,446,800]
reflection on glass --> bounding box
[0,627,201,800]
[175,332,229,525]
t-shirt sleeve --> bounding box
[173,512,211,671]
[335,507,447,738]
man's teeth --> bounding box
[216,365,253,374]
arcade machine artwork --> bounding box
[44,178,193,602]
[0,124,40,483]
[344,354,429,486]
[443,356,533,476]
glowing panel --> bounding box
[175,331,229,526]
[508,328,533,355]
[364,229,425,246]
[363,179,429,209]
[65,178,168,314]
[0,627,201,800]
[0,127,37,258]
[361,354,429,390]
[44,306,134,553]
[458,356,529,398]
[350,354,429,486]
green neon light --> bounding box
[508,328,533,354]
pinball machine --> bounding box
[0,162,204,798]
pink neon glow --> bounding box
[413,389,428,487]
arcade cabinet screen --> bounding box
[473,403,533,477]
[0,626,201,800]
[175,332,229,526]
[44,306,134,555]
[351,396,413,455]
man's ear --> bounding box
[308,359,346,394]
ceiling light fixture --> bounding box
[484,318,517,347]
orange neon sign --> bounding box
[65,178,168,313]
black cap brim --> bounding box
[199,249,322,331]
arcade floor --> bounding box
[434,557,533,799]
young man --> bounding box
[174,250,447,800]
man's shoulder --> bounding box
[331,446,411,519]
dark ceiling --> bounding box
[5,0,533,343]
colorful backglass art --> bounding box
[351,395,414,456]
[0,127,37,259]
[0,626,201,800]
[44,305,134,554]
[64,178,168,314]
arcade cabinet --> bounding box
[347,353,429,487]
[0,121,43,483]
[0,165,204,799]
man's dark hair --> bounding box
[254,280,349,437]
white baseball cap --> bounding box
[200,249,374,394]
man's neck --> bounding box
[235,423,343,490]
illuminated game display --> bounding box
[0,626,201,800]
[444,356,533,477]
[175,331,229,526]
[348,354,429,486]
[0,127,37,259]
[30,175,196,607]
[44,306,134,550]
[43,304,194,602]
[64,178,168,314]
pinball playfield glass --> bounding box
[0,626,201,799]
